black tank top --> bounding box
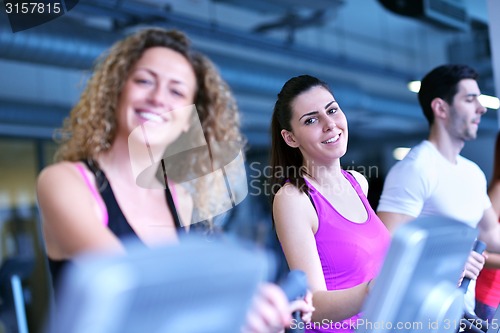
[48,160,183,294]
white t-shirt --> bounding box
[377,140,491,314]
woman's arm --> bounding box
[273,185,369,323]
[484,181,500,268]
[483,252,500,269]
[37,162,125,259]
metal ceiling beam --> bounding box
[212,0,342,13]
[0,1,415,81]
[0,100,67,139]
[0,17,120,69]
[0,10,423,118]
[5,1,491,147]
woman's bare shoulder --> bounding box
[37,161,88,194]
[273,183,314,219]
[274,182,305,199]
[38,161,80,178]
[346,169,369,196]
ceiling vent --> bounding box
[212,0,343,13]
[378,0,469,31]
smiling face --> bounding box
[280,85,348,165]
[116,46,197,147]
[444,79,487,141]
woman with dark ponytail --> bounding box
[270,75,390,332]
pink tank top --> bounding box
[305,170,390,333]
[75,162,109,225]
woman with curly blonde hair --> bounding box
[39,27,242,262]
[53,27,243,223]
[37,27,312,333]
[39,26,245,273]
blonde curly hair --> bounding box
[55,28,242,160]
[55,27,245,227]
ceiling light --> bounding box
[393,147,411,161]
[407,80,421,93]
[478,95,500,110]
[407,80,499,110]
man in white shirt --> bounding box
[377,64,500,316]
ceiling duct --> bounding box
[213,0,344,43]
[447,30,495,95]
[0,1,443,143]
[0,5,415,81]
[378,0,469,31]
[0,9,419,113]
[212,0,343,13]
[0,17,121,69]
[0,100,68,138]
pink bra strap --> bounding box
[75,163,109,226]
[169,181,178,208]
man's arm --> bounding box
[484,252,500,269]
[376,211,415,234]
